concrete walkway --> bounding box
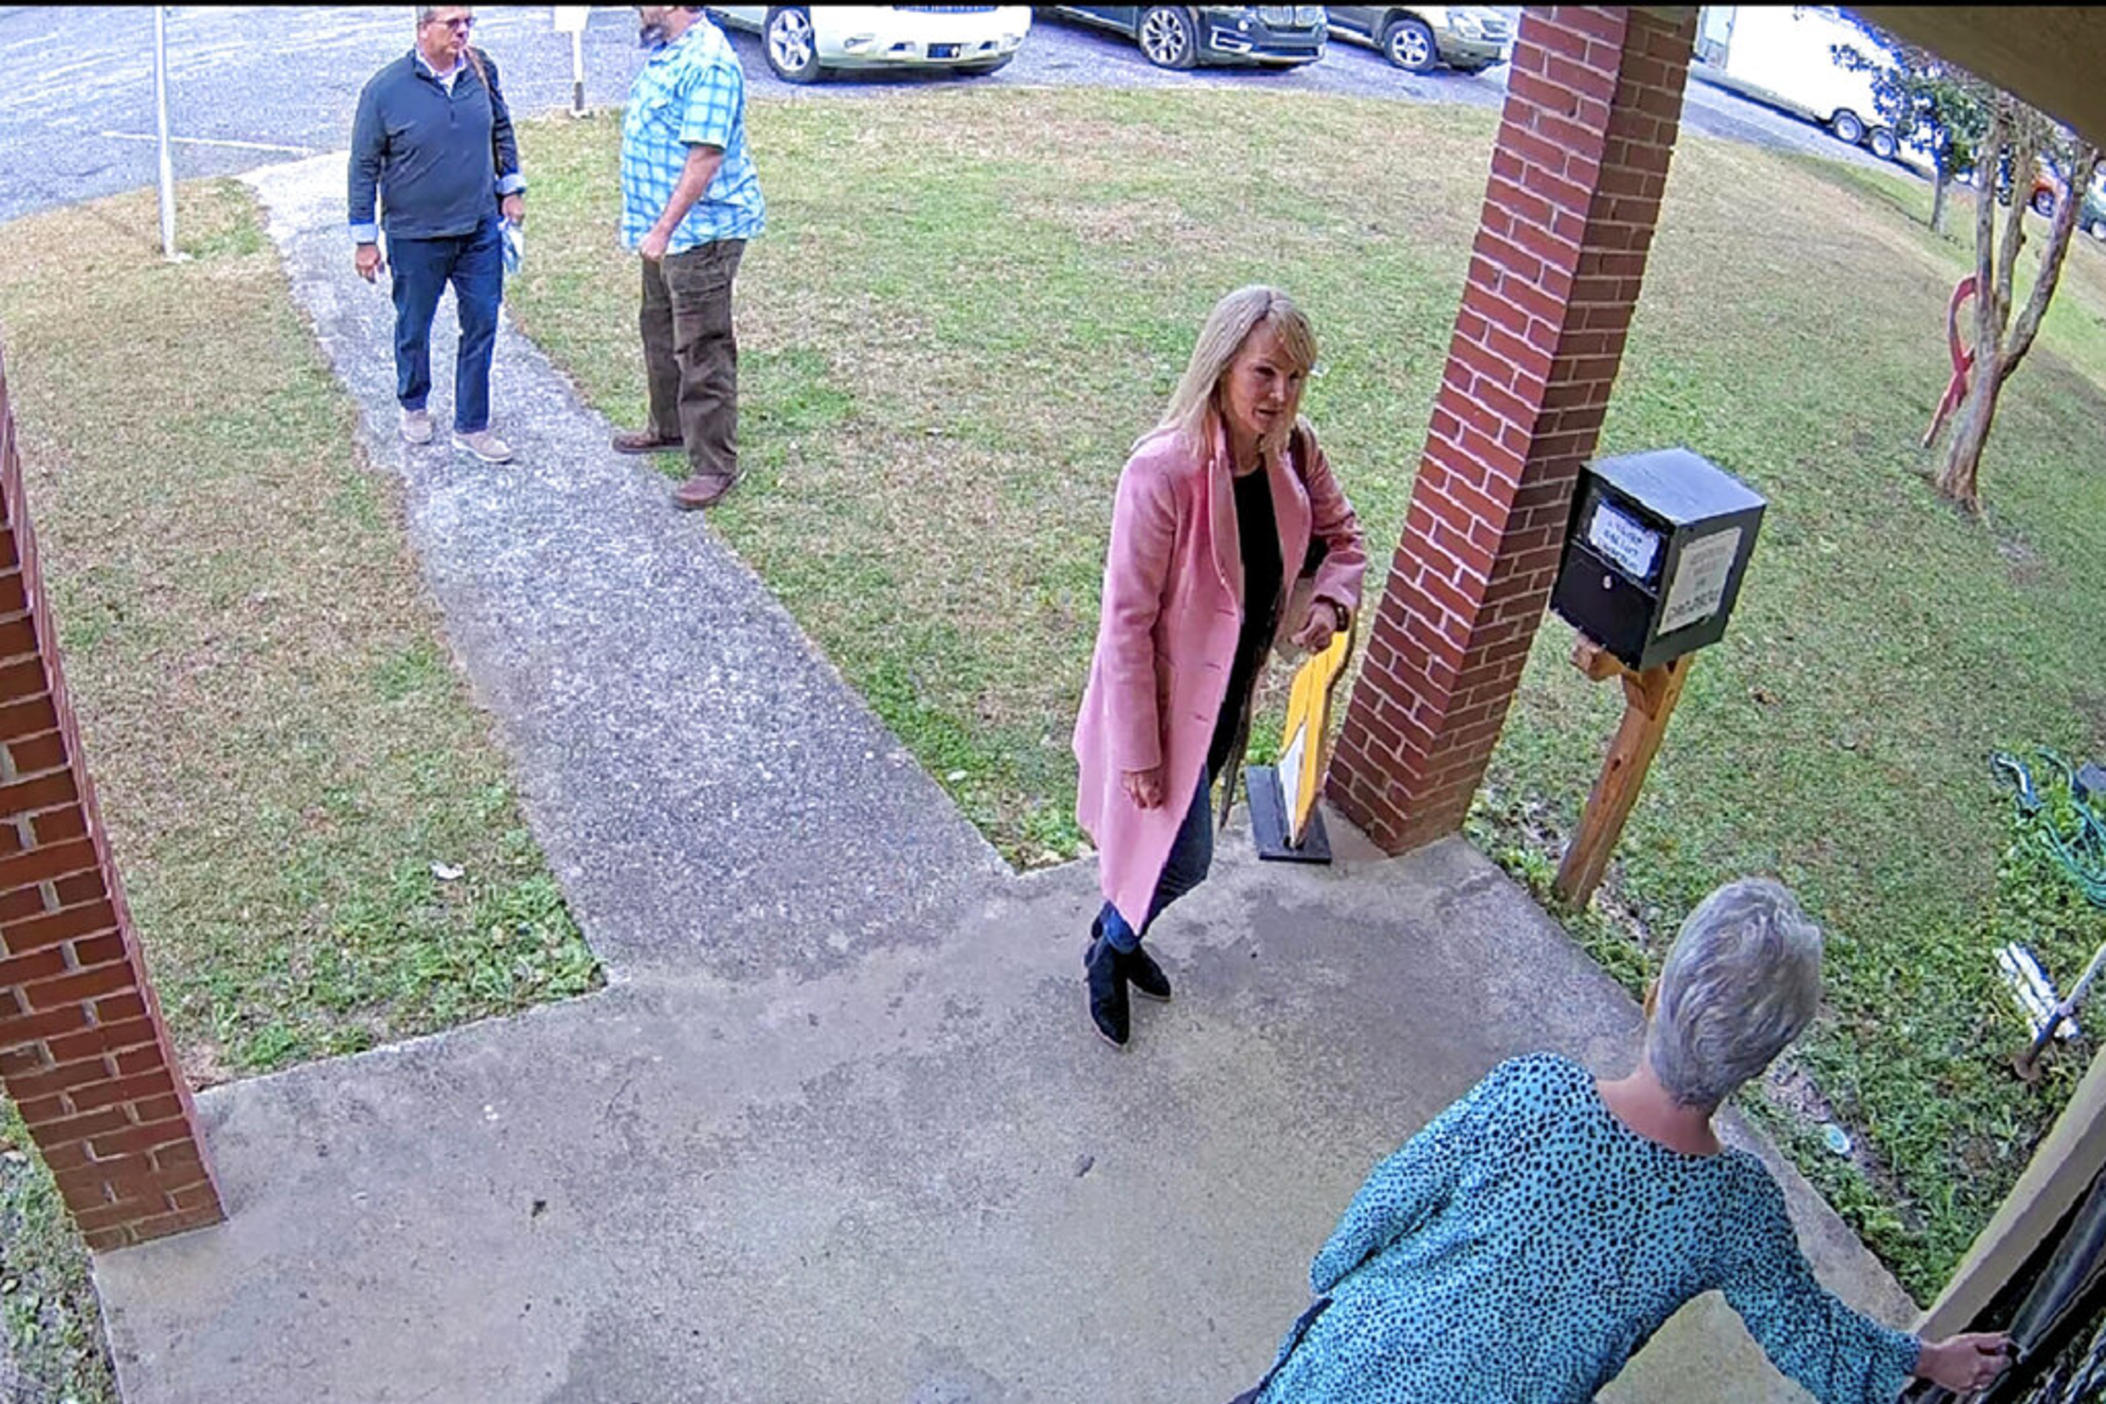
[90,154,1917,1402]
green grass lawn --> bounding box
[0,180,603,1081]
[0,1099,112,1401]
[0,179,605,1393]
[508,87,2106,1302]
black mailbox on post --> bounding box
[1549,447,1766,671]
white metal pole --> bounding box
[571,28,585,116]
[153,6,177,260]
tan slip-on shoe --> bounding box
[452,429,515,464]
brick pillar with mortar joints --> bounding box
[0,346,224,1251]
[1327,5,1700,853]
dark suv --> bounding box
[1047,6,1327,70]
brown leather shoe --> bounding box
[612,429,683,454]
[672,472,737,511]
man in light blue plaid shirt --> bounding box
[613,6,766,510]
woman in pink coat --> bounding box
[1072,286,1368,1046]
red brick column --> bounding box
[0,348,223,1251]
[1328,5,1698,853]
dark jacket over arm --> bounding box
[483,50,523,196]
[347,65,390,242]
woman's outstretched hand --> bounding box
[1122,767,1165,810]
[1915,1332,2013,1393]
[1291,600,1340,654]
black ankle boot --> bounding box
[1118,942,1172,1003]
[1084,924,1129,1047]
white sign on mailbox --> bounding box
[552,6,591,34]
[1659,527,1742,636]
[1586,499,1660,583]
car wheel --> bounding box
[2090,217,2106,242]
[954,55,1013,76]
[2031,188,2057,217]
[1382,15,1438,72]
[763,7,823,84]
[1136,6,1197,70]
[1829,109,1865,145]
[1867,127,1898,161]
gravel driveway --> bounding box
[0,5,1906,229]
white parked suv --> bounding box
[708,6,1033,83]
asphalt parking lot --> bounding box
[0,5,1904,229]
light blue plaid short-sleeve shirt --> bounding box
[620,17,764,252]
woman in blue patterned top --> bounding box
[1233,878,2011,1404]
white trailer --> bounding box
[1694,6,1912,164]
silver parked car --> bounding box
[708,6,1033,83]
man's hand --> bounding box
[499,193,524,226]
[1121,767,1165,811]
[639,227,672,262]
[354,242,383,283]
[1915,1333,2012,1393]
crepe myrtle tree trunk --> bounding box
[1933,97,2100,512]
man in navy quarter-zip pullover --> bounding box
[349,4,525,463]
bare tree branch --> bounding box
[1993,116,2032,342]
[2005,143,2102,378]
[1972,97,2004,376]
[1932,85,2090,509]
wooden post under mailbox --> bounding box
[1553,636,1691,909]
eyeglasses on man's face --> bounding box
[426,14,474,32]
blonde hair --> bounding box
[1150,285,1318,457]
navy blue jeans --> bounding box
[1099,769,1214,953]
[387,215,502,433]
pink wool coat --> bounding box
[1073,414,1367,925]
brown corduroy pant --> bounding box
[638,238,746,483]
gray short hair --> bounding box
[1644,878,1823,1108]
[416,5,468,24]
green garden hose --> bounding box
[1992,749,2106,907]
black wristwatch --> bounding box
[1330,600,1350,633]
